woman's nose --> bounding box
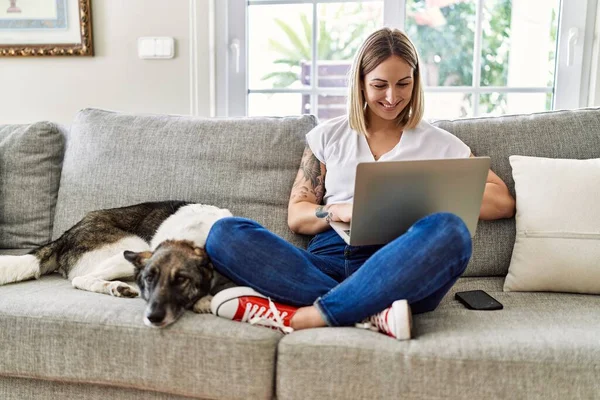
[386,88,398,103]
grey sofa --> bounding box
[1,108,599,400]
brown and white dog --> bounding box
[0,201,234,328]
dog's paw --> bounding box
[109,281,139,298]
[193,295,213,313]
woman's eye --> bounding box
[373,85,386,89]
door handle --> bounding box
[567,27,579,67]
[230,38,240,74]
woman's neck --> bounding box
[365,109,403,138]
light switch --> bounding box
[138,37,175,59]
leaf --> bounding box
[268,38,303,61]
[261,71,298,81]
[318,20,333,59]
[300,13,312,50]
[273,58,303,66]
[274,18,310,59]
[261,71,300,88]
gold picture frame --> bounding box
[0,0,93,56]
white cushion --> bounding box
[504,155,600,294]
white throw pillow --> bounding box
[504,155,600,294]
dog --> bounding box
[0,201,235,328]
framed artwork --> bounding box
[0,0,93,56]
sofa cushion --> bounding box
[52,108,316,249]
[0,275,281,399]
[0,122,65,250]
[505,155,600,294]
[434,107,600,276]
[0,376,196,400]
[276,277,600,400]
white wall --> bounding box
[0,0,212,124]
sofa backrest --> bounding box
[434,107,600,276]
[26,107,600,277]
[52,108,315,249]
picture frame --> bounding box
[0,0,93,56]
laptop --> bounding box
[329,157,491,246]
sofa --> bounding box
[0,107,599,400]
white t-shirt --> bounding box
[305,115,471,205]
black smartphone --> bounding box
[455,290,503,310]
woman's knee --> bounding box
[439,212,472,273]
[206,217,257,251]
[417,212,472,273]
[427,212,471,249]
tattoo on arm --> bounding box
[315,206,328,218]
[302,152,321,189]
[315,206,333,223]
[291,146,325,204]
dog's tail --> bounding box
[0,241,59,286]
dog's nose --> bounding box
[146,308,166,324]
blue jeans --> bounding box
[205,212,472,327]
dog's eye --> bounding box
[145,272,156,282]
[175,276,189,285]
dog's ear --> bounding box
[193,247,211,266]
[123,250,152,271]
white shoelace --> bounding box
[370,309,392,335]
[355,309,391,335]
[243,298,294,334]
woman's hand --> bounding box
[327,203,353,223]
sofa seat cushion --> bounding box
[0,376,198,400]
[276,277,600,400]
[0,275,281,400]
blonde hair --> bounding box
[348,27,424,134]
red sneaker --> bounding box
[356,300,412,340]
[210,287,298,334]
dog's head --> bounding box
[124,240,213,328]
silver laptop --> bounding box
[329,157,491,246]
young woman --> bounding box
[206,27,515,340]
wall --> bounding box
[2,0,599,121]
[591,0,600,106]
[0,0,212,125]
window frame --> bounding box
[215,0,596,118]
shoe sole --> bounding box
[210,286,267,316]
[391,300,412,340]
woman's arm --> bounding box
[287,146,331,235]
[472,154,516,220]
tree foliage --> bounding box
[263,1,519,115]
[261,4,378,88]
[406,0,512,115]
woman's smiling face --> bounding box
[362,55,414,125]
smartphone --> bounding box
[455,290,503,310]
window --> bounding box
[216,0,595,120]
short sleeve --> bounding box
[449,136,471,158]
[433,125,471,158]
[305,125,326,164]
